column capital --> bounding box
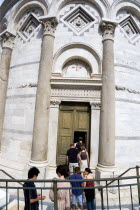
[90,102,101,110]
[0,30,16,50]
[50,100,61,108]
[100,19,118,40]
[39,16,58,37]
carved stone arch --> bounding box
[10,0,48,33]
[53,43,101,76]
[111,0,140,19]
[49,0,108,19]
[112,0,140,44]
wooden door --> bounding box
[57,103,90,165]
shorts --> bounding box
[72,194,83,206]
[69,163,79,173]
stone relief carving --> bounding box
[16,9,43,43]
[118,14,140,44]
[62,60,91,77]
[116,85,140,95]
[61,5,98,35]
[71,16,87,30]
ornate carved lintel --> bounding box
[0,30,16,50]
[90,102,101,110]
[39,16,58,37]
[50,100,61,107]
[100,19,118,40]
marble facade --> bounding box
[0,0,140,178]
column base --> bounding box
[47,165,57,179]
[29,160,48,167]
[28,160,49,179]
[96,163,116,182]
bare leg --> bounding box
[72,204,76,209]
[80,205,83,210]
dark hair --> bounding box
[85,168,92,174]
[74,167,81,174]
[28,167,40,179]
[70,143,74,147]
[56,165,69,178]
[81,146,85,150]
[79,137,83,141]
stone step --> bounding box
[0,189,10,209]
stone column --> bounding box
[47,100,60,177]
[0,31,15,150]
[30,17,58,164]
[90,102,100,169]
[97,20,117,172]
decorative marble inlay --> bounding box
[16,9,43,43]
[61,5,98,35]
[119,15,140,44]
[62,60,91,77]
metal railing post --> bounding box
[53,178,58,210]
[136,166,140,208]
[6,181,8,210]
[101,188,104,210]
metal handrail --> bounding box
[0,176,140,210]
[0,169,23,186]
[107,166,139,186]
[104,165,140,209]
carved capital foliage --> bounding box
[50,100,61,107]
[100,21,117,40]
[0,30,15,49]
[40,17,58,36]
[90,102,101,110]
